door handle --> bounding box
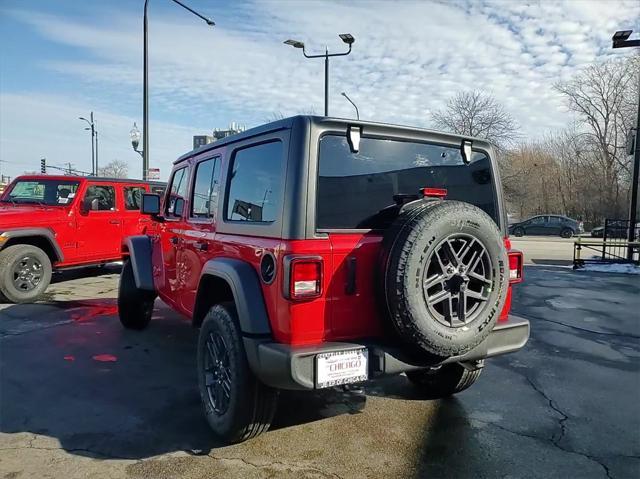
[195,241,208,251]
[109,219,121,225]
[169,236,179,245]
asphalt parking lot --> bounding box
[1,265,639,479]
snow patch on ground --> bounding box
[577,263,640,275]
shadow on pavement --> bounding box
[0,301,376,460]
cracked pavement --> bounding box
[0,265,639,478]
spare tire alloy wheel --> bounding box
[383,201,509,357]
[424,234,493,328]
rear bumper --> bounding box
[244,315,530,390]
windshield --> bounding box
[317,135,498,229]
[2,179,81,206]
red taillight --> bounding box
[508,250,524,284]
[420,187,447,199]
[289,259,322,300]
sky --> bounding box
[0,0,638,181]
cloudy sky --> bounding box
[0,0,638,180]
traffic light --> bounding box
[40,158,46,174]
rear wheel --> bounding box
[512,227,524,237]
[560,228,573,238]
[0,244,52,303]
[117,259,156,330]
[406,362,483,398]
[197,302,278,443]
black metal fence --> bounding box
[574,218,640,267]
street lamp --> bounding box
[284,33,355,116]
[141,0,215,180]
[130,122,143,158]
[341,92,359,120]
[612,29,640,257]
[79,112,97,175]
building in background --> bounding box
[193,122,246,150]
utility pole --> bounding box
[142,0,215,180]
[612,30,640,259]
[79,112,97,175]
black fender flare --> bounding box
[124,236,155,291]
[0,228,63,262]
[199,258,271,336]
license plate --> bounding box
[315,348,368,389]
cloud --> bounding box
[0,92,204,180]
[1,0,638,181]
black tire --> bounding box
[382,200,509,357]
[197,302,278,443]
[406,362,483,399]
[117,259,156,330]
[0,244,52,303]
[512,227,524,237]
[560,228,573,238]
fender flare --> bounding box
[199,258,271,336]
[0,228,63,262]
[124,236,155,291]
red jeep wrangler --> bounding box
[119,116,529,443]
[0,175,165,303]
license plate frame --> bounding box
[315,348,368,389]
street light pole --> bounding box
[612,30,640,259]
[142,0,215,181]
[341,91,359,120]
[284,34,355,117]
[79,112,96,175]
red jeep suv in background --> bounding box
[0,175,165,303]
[119,116,529,443]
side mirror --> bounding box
[461,140,473,165]
[141,193,160,215]
[174,197,185,217]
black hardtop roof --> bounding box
[175,115,494,165]
[15,174,166,186]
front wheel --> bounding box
[0,244,52,303]
[197,302,278,443]
[118,259,156,330]
[406,362,483,399]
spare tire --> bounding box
[382,200,508,357]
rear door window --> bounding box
[225,141,283,223]
[316,135,497,230]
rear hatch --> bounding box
[315,133,502,341]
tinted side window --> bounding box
[84,185,116,211]
[530,216,545,224]
[124,186,145,211]
[226,141,283,223]
[548,216,561,223]
[165,167,189,217]
[191,157,220,219]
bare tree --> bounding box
[554,56,638,218]
[98,160,129,179]
[431,90,520,151]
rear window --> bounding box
[317,135,498,230]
